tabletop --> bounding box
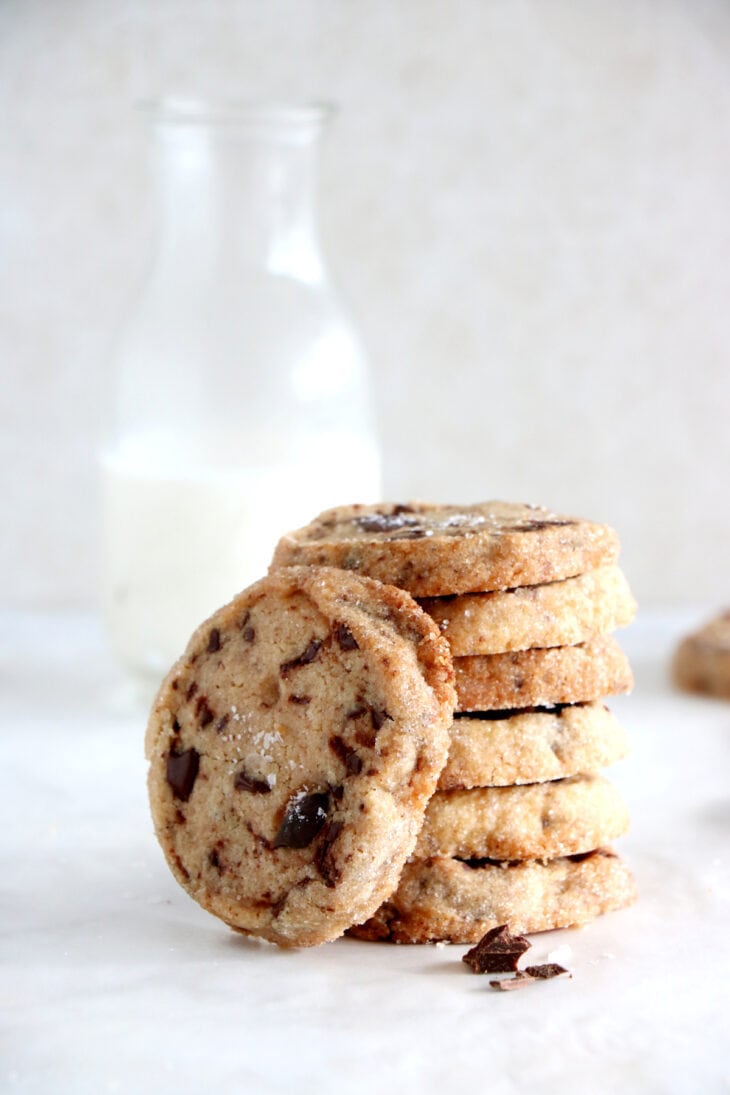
[2,607,728,1094]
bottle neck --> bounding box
[146,104,329,284]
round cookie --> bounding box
[271,501,620,598]
[414,774,629,860]
[454,635,633,711]
[672,610,730,699]
[420,565,636,656]
[348,849,636,943]
[439,702,629,790]
[145,566,456,947]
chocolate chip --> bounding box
[288,694,312,705]
[462,924,531,974]
[243,626,256,643]
[207,628,221,653]
[185,681,198,702]
[280,639,323,677]
[216,713,230,733]
[333,621,359,651]
[329,735,363,775]
[166,747,200,801]
[208,846,225,873]
[314,819,344,887]
[234,768,272,794]
[273,792,330,849]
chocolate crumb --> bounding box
[462,924,531,974]
[166,746,200,801]
[280,639,324,677]
[489,964,570,991]
[273,792,329,848]
[524,963,570,980]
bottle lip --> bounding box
[137,98,336,138]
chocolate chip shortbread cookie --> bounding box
[414,774,629,860]
[349,849,636,943]
[454,635,633,711]
[420,565,636,656]
[672,610,730,699]
[439,702,628,790]
[271,502,620,598]
[146,566,455,947]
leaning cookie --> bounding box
[271,501,620,598]
[454,635,633,711]
[672,610,730,699]
[439,702,629,790]
[420,565,636,656]
[145,566,455,947]
[415,774,629,861]
[348,850,636,944]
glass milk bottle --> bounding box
[100,100,381,683]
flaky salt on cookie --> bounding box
[146,566,455,947]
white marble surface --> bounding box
[2,608,729,1094]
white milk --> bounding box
[100,434,381,681]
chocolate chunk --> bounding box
[333,621,359,651]
[234,769,272,794]
[370,706,392,731]
[207,628,221,653]
[329,735,363,775]
[273,792,329,848]
[314,819,344,887]
[166,747,200,801]
[462,924,531,974]
[280,639,323,677]
[511,519,576,532]
[195,694,215,728]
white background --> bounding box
[3,0,730,611]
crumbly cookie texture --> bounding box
[454,634,633,711]
[146,566,455,947]
[348,849,636,944]
[415,774,629,860]
[270,501,620,598]
[420,565,636,656]
[439,702,629,790]
[672,610,730,699]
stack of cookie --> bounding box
[271,501,638,943]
